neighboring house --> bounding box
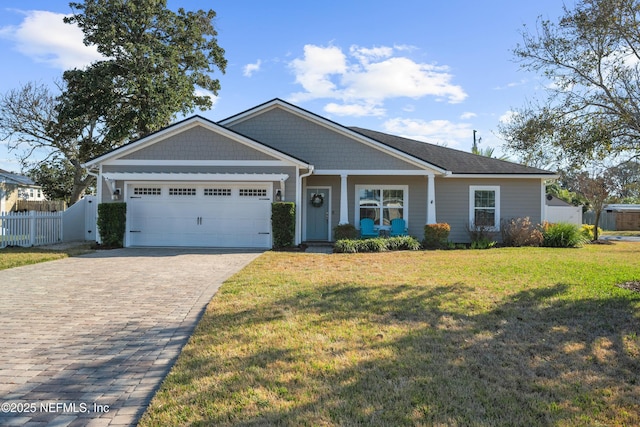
[83,99,557,248]
[604,204,640,231]
[544,194,582,226]
[0,169,45,212]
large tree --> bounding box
[64,0,226,141]
[0,0,226,203]
[570,169,615,240]
[499,0,640,167]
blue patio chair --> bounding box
[360,218,379,238]
[390,218,407,237]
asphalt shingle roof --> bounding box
[0,169,36,185]
[349,127,555,175]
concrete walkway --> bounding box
[0,248,262,426]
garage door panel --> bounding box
[127,183,272,248]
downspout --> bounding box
[296,165,314,245]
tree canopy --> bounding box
[499,0,640,168]
[64,0,226,140]
[0,0,226,203]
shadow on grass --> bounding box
[146,281,640,426]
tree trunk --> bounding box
[594,210,601,241]
[69,162,95,205]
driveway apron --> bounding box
[0,248,262,426]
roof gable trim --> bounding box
[83,115,311,169]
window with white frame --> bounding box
[469,186,500,230]
[356,185,408,227]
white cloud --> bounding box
[499,110,517,124]
[289,44,347,101]
[243,59,262,77]
[324,102,385,117]
[348,45,393,65]
[288,44,467,117]
[460,112,477,119]
[494,79,528,90]
[194,88,219,108]
[383,117,472,147]
[0,10,103,69]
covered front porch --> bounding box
[298,171,439,243]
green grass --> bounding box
[0,244,94,270]
[601,230,640,237]
[140,243,640,426]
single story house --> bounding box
[605,204,640,230]
[0,169,46,213]
[83,98,557,248]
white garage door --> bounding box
[127,183,272,248]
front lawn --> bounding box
[140,244,640,426]
[0,244,94,270]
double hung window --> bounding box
[469,186,500,230]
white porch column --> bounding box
[426,173,436,224]
[339,173,349,224]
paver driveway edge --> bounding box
[0,248,263,427]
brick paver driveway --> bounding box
[0,248,262,426]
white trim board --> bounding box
[102,172,289,182]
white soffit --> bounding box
[102,172,289,182]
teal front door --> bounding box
[306,188,330,241]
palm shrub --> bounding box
[581,224,603,241]
[542,222,588,248]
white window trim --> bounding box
[469,185,500,231]
[355,184,409,229]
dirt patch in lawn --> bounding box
[617,281,640,292]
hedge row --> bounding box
[334,236,421,253]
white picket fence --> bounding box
[0,211,63,248]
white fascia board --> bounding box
[444,173,559,179]
[103,159,291,167]
[101,172,290,182]
[313,169,437,176]
[220,100,447,173]
[83,116,311,169]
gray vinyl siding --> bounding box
[305,175,429,240]
[121,126,277,161]
[228,107,422,170]
[436,178,543,243]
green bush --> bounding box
[97,203,126,248]
[581,224,603,241]
[423,223,450,249]
[334,239,358,253]
[334,236,421,253]
[543,222,588,248]
[271,202,296,248]
[385,236,422,251]
[470,237,497,249]
[333,223,358,240]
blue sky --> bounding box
[0,1,567,172]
